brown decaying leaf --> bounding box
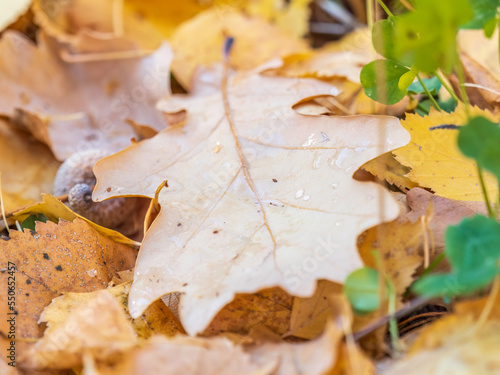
[203,287,292,337]
[93,70,410,335]
[0,218,136,363]
[32,0,164,55]
[457,52,500,112]
[0,118,60,212]
[287,280,342,339]
[0,30,171,160]
[21,291,137,370]
[95,319,344,375]
[384,291,500,374]
[405,187,498,249]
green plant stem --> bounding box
[366,0,374,28]
[420,253,446,278]
[417,74,441,111]
[435,71,459,103]
[387,280,401,352]
[376,0,394,17]
[455,59,470,117]
[477,165,494,218]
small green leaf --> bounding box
[408,76,442,96]
[398,69,418,91]
[414,215,500,298]
[344,267,381,314]
[458,116,500,180]
[461,0,498,29]
[483,16,497,37]
[20,214,48,232]
[360,60,410,105]
[372,19,398,61]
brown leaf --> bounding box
[22,291,137,370]
[0,219,136,361]
[0,31,171,160]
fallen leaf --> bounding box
[362,152,419,191]
[22,291,137,370]
[287,280,342,339]
[33,0,164,54]
[203,287,292,337]
[405,187,498,249]
[263,27,373,84]
[7,194,138,247]
[384,292,500,374]
[393,104,499,201]
[0,30,171,160]
[0,218,136,361]
[95,320,343,375]
[0,119,60,212]
[357,213,426,301]
[170,7,309,89]
[459,29,500,83]
[93,71,410,334]
[0,0,31,32]
[39,283,184,342]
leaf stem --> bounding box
[435,71,459,103]
[416,102,429,115]
[366,0,374,29]
[477,164,494,218]
[387,279,401,352]
[376,0,394,17]
[455,59,471,117]
[417,74,441,111]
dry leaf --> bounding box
[287,280,342,339]
[39,283,184,342]
[170,7,309,89]
[0,0,31,32]
[384,292,500,374]
[7,194,137,247]
[0,30,171,160]
[459,29,500,83]
[0,118,60,212]
[22,291,137,370]
[264,27,373,84]
[33,0,164,54]
[0,219,136,361]
[203,287,292,337]
[393,104,499,201]
[95,320,343,375]
[405,187,498,249]
[362,152,419,191]
[93,71,409,334]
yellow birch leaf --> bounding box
[393,105,500,201]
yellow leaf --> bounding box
[21,291,137,370]
[393,104,500,201]
[362,152,419,191]
[9,194,137,247]
[170,7,309,89]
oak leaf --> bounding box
[93,71,410,335]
